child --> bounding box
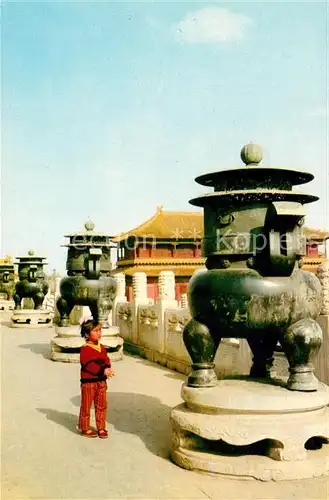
[78,319,114,438]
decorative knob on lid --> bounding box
[28,249,35,256]
[240,142,263,166]
[84,220,95,231]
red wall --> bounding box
[126,278,190,302]
[138,247,152,258]
[152,247,172,258]
[175,247,195,258]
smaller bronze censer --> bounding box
[11,249,52,326]
[56,221,117,328]
[13,250,49,310]
[0,257,15,311]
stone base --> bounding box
[54,324,120,337]
[0,299,15,312]
[170,379,329,481]
[50,325,124,363]
[11,309,53,328]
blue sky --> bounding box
[2,1,328,273]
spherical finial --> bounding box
[84,220,95,231]
[240,142,263,166]
[28,249,35,256]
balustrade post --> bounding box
[131,272,151,344]
[157,271,178,353]
[180,293,188,309]
[112,272,127,326]
[314,260,329,384]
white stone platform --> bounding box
[0,299,15,311]
[11,309,53,328]
[171,379,329,481]
[50,324,124,362]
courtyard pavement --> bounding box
[1,320,328,500]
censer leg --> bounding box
[280,318,322,392]
[183,319,220,387]
[34,292,45,310]
[13,293,22,310]
[56,296,73,327]
[89,302,99,324]
[247,331,279,379]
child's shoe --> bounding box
[81,429,98,438]
[98,429,108,439]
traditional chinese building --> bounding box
[112,206,204,301]
[301,227,329,272]
[112,206,329,300]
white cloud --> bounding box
[174,7,252,44]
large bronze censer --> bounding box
[170,143,328,480]
[183,143,323,392]
[56,221,117,328]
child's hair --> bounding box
[80,319,101,338]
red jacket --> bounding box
[80,343,111,384]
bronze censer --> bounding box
[56,221,117,328]
[183,143,323,392]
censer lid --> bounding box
[62,220,117,248]
[190,189,319,207]
[190,143,318,208]
[15,249,47,264]
[195,143,314,188]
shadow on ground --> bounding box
[124,352,186,381]
[18,343,51,359]
[37,408,78,433]
[70,392,172,458]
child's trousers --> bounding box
[79,381,107,431]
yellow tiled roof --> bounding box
[113,206,203,242]
[0,255,13,265]
[302,228,329,240]
[112,207,329,242]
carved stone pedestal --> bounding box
[0,299,15,312]
[170,379,329,481]
[50,325,124,362]
[11,309,53,328]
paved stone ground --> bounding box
[1,321,328,500]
